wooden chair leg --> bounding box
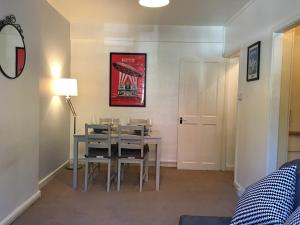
[117,160,121,192]
[145,155,149,182]
[121,163,125,181]
[84,160,89,192]
[140,161,144,192]
[90,162,95,182]
[107,161,111,192]
[98,163,101,175]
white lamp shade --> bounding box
[54,78,78,97]
[139,0,169,8]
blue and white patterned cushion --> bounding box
[230,165,297,225]
[285,207,300,225]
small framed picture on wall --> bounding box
[247,41,261,82]
[109,52,147,107]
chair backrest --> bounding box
[99,118,112,125]
[118,125,144,158]
[129,118,150,126]
[85,124,111,157]
[99,118,120,125]
[112,118,120,125]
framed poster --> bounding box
[110,52,147,107]
[16,47,26,77]
[247,41,261,82]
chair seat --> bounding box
[93,128,106,133]
[85,148,110,158]
[119,144,149,159]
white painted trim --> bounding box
[146,160,177,168]
[234,181,245,197]
[266,11,300,174]
[0,191,41,225]
[225,0,257,26]
[225,165,234,171]
[271,11,300,33]
[233,49,243,197]
[39,160,69,189]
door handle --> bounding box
[179,117,187,124]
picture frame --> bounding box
[247,41,261,82]
[109,52,147,107]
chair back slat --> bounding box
[118,125,144,158]
[88,142,110,149]
[100,118,120,125]
[87,134,109,140]
[99,118,112,125]
[119,134,143,140]
[129,118,149,126]
[85,124,111,157]
[119,143,142,150]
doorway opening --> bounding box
[277,25,300,167]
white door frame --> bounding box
[223,56,240,171]
[268,13,300,171]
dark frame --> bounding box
[109,52,147,107]
[247,41,261,82]
[0,15,26,80]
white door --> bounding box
[177,59,225,170]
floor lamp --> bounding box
[54,78,82,170]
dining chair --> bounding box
[100,118,120,132]
[99,118,112,125]
[129,118,150,126]
[84,124,113,192]
[129,118,152,135]
[117,125,149,192]
[99,118,120,125]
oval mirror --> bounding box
[0,16,26,79]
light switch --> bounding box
[238,92,243,101]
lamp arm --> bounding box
[66,97,77,134]
[66,97,77,117]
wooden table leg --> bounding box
[155,141,161,191]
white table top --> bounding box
[74,130,161,139]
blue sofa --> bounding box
[179,216,232,225]
[179,160,300,225]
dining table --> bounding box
[72,130,162,191]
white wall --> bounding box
[71,24,224,162]
[225,0,300,191]
[39,1,71,180]
[0,0,70,222]
[0,0,40,221]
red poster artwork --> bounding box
[16,47,26,77]
[110,53,147,107]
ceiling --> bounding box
[47,0,250,26]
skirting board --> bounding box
[0,191,41,225]
[39,160,69,189]
[225,165,234,171]
[234,181,245,197]
[148,161,177,167]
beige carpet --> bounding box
[13,166,237,225]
